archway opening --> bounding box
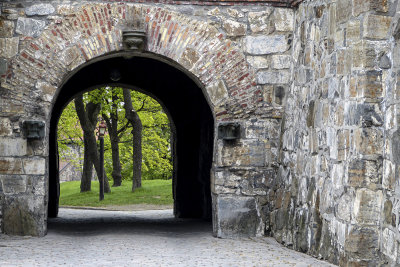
[48,55,215,222]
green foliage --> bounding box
[57,101,83,168]
[60,180,173,207]
[57,87,172,182]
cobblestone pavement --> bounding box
[0,208,337,267]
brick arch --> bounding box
[2,3,261,121]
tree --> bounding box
[123,88,142,192]
[74,94,111,193]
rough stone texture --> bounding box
[0,37,19,58]
[363,14,391,40]
[26,4,55,16]
[216,196,260,238]
[0,20,15,38]
[16,17,46,37]
[244,35,289,55]
[0,0,398,266]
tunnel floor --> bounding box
[0,208,336,266]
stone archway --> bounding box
[0,3,274,237]
[48,54,215,223]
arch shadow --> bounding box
[48,54,215,222]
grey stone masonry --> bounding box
[0,0,399,266]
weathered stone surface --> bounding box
[0,58,7,75]
[271,55,291,69]
[0,37,19,58]
[2,196,46,236]
[216,196,260,238]
[36,81,57,102]
[345,226,379,258]
[346,20,360,44]
[206,79,228,106]
[0,158,23,175]
[257,70,290,84]
[363,14,391,40]
[246,56,269,69]
[16,17,46,37]
[227,8,244,19]
[0,138,27,157]
[337,0,352,23]
[222,19,246,37]
[353,189,382,225]
[248,9,274,33]
[0,175,26,194]
[379,54,391,69]
[23,158,46,175]
[26,4,55,16]
[0,20,15,37]
[244,35,288,55]
[217,140,265,167]
[337,193,352,221]
[0,118,12,136]
[273,8,294,32]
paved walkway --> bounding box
[0,208,337,267]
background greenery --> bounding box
[60,180,173,207]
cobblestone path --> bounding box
[0,208,337,267]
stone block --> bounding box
[346,20,360,44]
[382,228,397,261]
[26,4,55,16]
[348,159,381,188]
[26,175,45,196]
[36,81,57,103]
[0,37,19,58]
[353,0,388,16]
[2,195,46,236]
[0,158,23,174]
[0,58,7,75]
[0,138,27,156]
[337,0,352,23]
[23,158,46,175]
[273,8,294,32]
[244,120,266,139]
[16,17,46,37]
[345,226,379,258]
[0,175,26,194]
[206,79,228,106]
[0,118,12,136]
[244,35,288,55]
[337,193,352,221]
[354,128,383,155]
[383,159,395,191]
[222,20,246,37]
[248,9,274,33]
[353,189,382,225]
[363,14,391,40]
[257,70,290,84]
[246,56,269,69]
[179,47,200,70]
[216,196,260,238]
[271,55,291,70]
[0,20,15,37]
[217,140,265,167]
[352,40,376,69]
[358,70,383,99]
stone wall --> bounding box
[0,1,292,240]
[273,0,400,266]
[2,0,400,266]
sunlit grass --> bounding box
[60,179,173,207]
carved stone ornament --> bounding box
[122,29,146,51]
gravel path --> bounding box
[0,208,337,267]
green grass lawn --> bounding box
[60,179,173,207]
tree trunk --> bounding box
[80,138,93,192]
[123,88,142,192]
[103,90,123,187]
[74,95,111,193]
